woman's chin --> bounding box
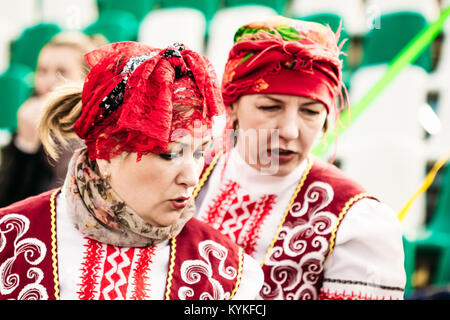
[256,153,305,176]
[139,212,179,228]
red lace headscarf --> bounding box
[73,41,224,161]
[222,16,347,115]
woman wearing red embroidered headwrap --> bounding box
[0,41,263,300]
[194,16,406,300]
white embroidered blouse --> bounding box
[56,187,263,300]
[195,149,406,300]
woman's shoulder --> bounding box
[0,188,60,300]
[309,156,369,195]
[0,188,58,217]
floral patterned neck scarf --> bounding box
[64,148,194,247]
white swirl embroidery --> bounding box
[0,214,48,299]
[178,240,237,300]
[289,182,334,218]
[262,181,337,299]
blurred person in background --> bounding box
[0,41,262,300]
[195,16,406,300]
[0,32,106,207]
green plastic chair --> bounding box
[9,23,62,72]
[403,163,450,296]
[96,0,156,22]
[224,0,288,14]
[84,10,140,43]
[361,11,432,72]
[0,64,33,131]
[159,0,220,23]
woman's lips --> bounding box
[169,196,191,210]
[267,149,298,164]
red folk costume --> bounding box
[0,42,263,300]
[195,17,406,300]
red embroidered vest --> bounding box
[0,190,243,300]
[260,157,376,299]
[195,155,376,300]
[0,189,58,300]
[166,219,244,300]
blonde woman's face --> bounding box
[230,94,327,176]
[35,45,85,96]
[99,134,211,227]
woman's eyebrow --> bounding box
[174,140,211,150]
[258,95,320,107]
[257,95,285,103]
[300,101,322,107]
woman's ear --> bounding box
[228,102,239,130]
[323,117,328,133]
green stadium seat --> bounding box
[0,64,33,131]
[360,11,432,72]
[96,0,156,22]
[9,23,62,72]
[224,0,288,14]
[296,13,351,88]
[160,0,220,23]
[427,164,450,237]
[84,10,140,43]
[299,12,343,33]
[298,13,349,66]
[403,163,450,296]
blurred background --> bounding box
[0,0,449,299]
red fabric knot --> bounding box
[73,41,225,161]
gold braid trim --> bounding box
[192,151,223,200]
[228,247,244,299]
[50,188,61,300]
[164,237,177,300]
[260,156,313,267]
[327,192,371,258]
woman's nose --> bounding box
[277,113,299,141]
[175,156,201,188]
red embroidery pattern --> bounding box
[240,194,276,255]
[78,239,156,300]
[99,246,135,300]
[202,179,276,256]
[204,180,240,227]
[131,246,156,300]
[78,239,105,300]
[318,289,399,300]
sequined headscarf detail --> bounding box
[74,41,224,161]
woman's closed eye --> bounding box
[300,108,321,116]
[257,105,281,112]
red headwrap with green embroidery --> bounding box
[222,16,347,115]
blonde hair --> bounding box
[38,32,107,161]
[39,85,83,161]
[44,31,107,77]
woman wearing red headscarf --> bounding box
[0,41,263,300]
[194,16,406,300]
